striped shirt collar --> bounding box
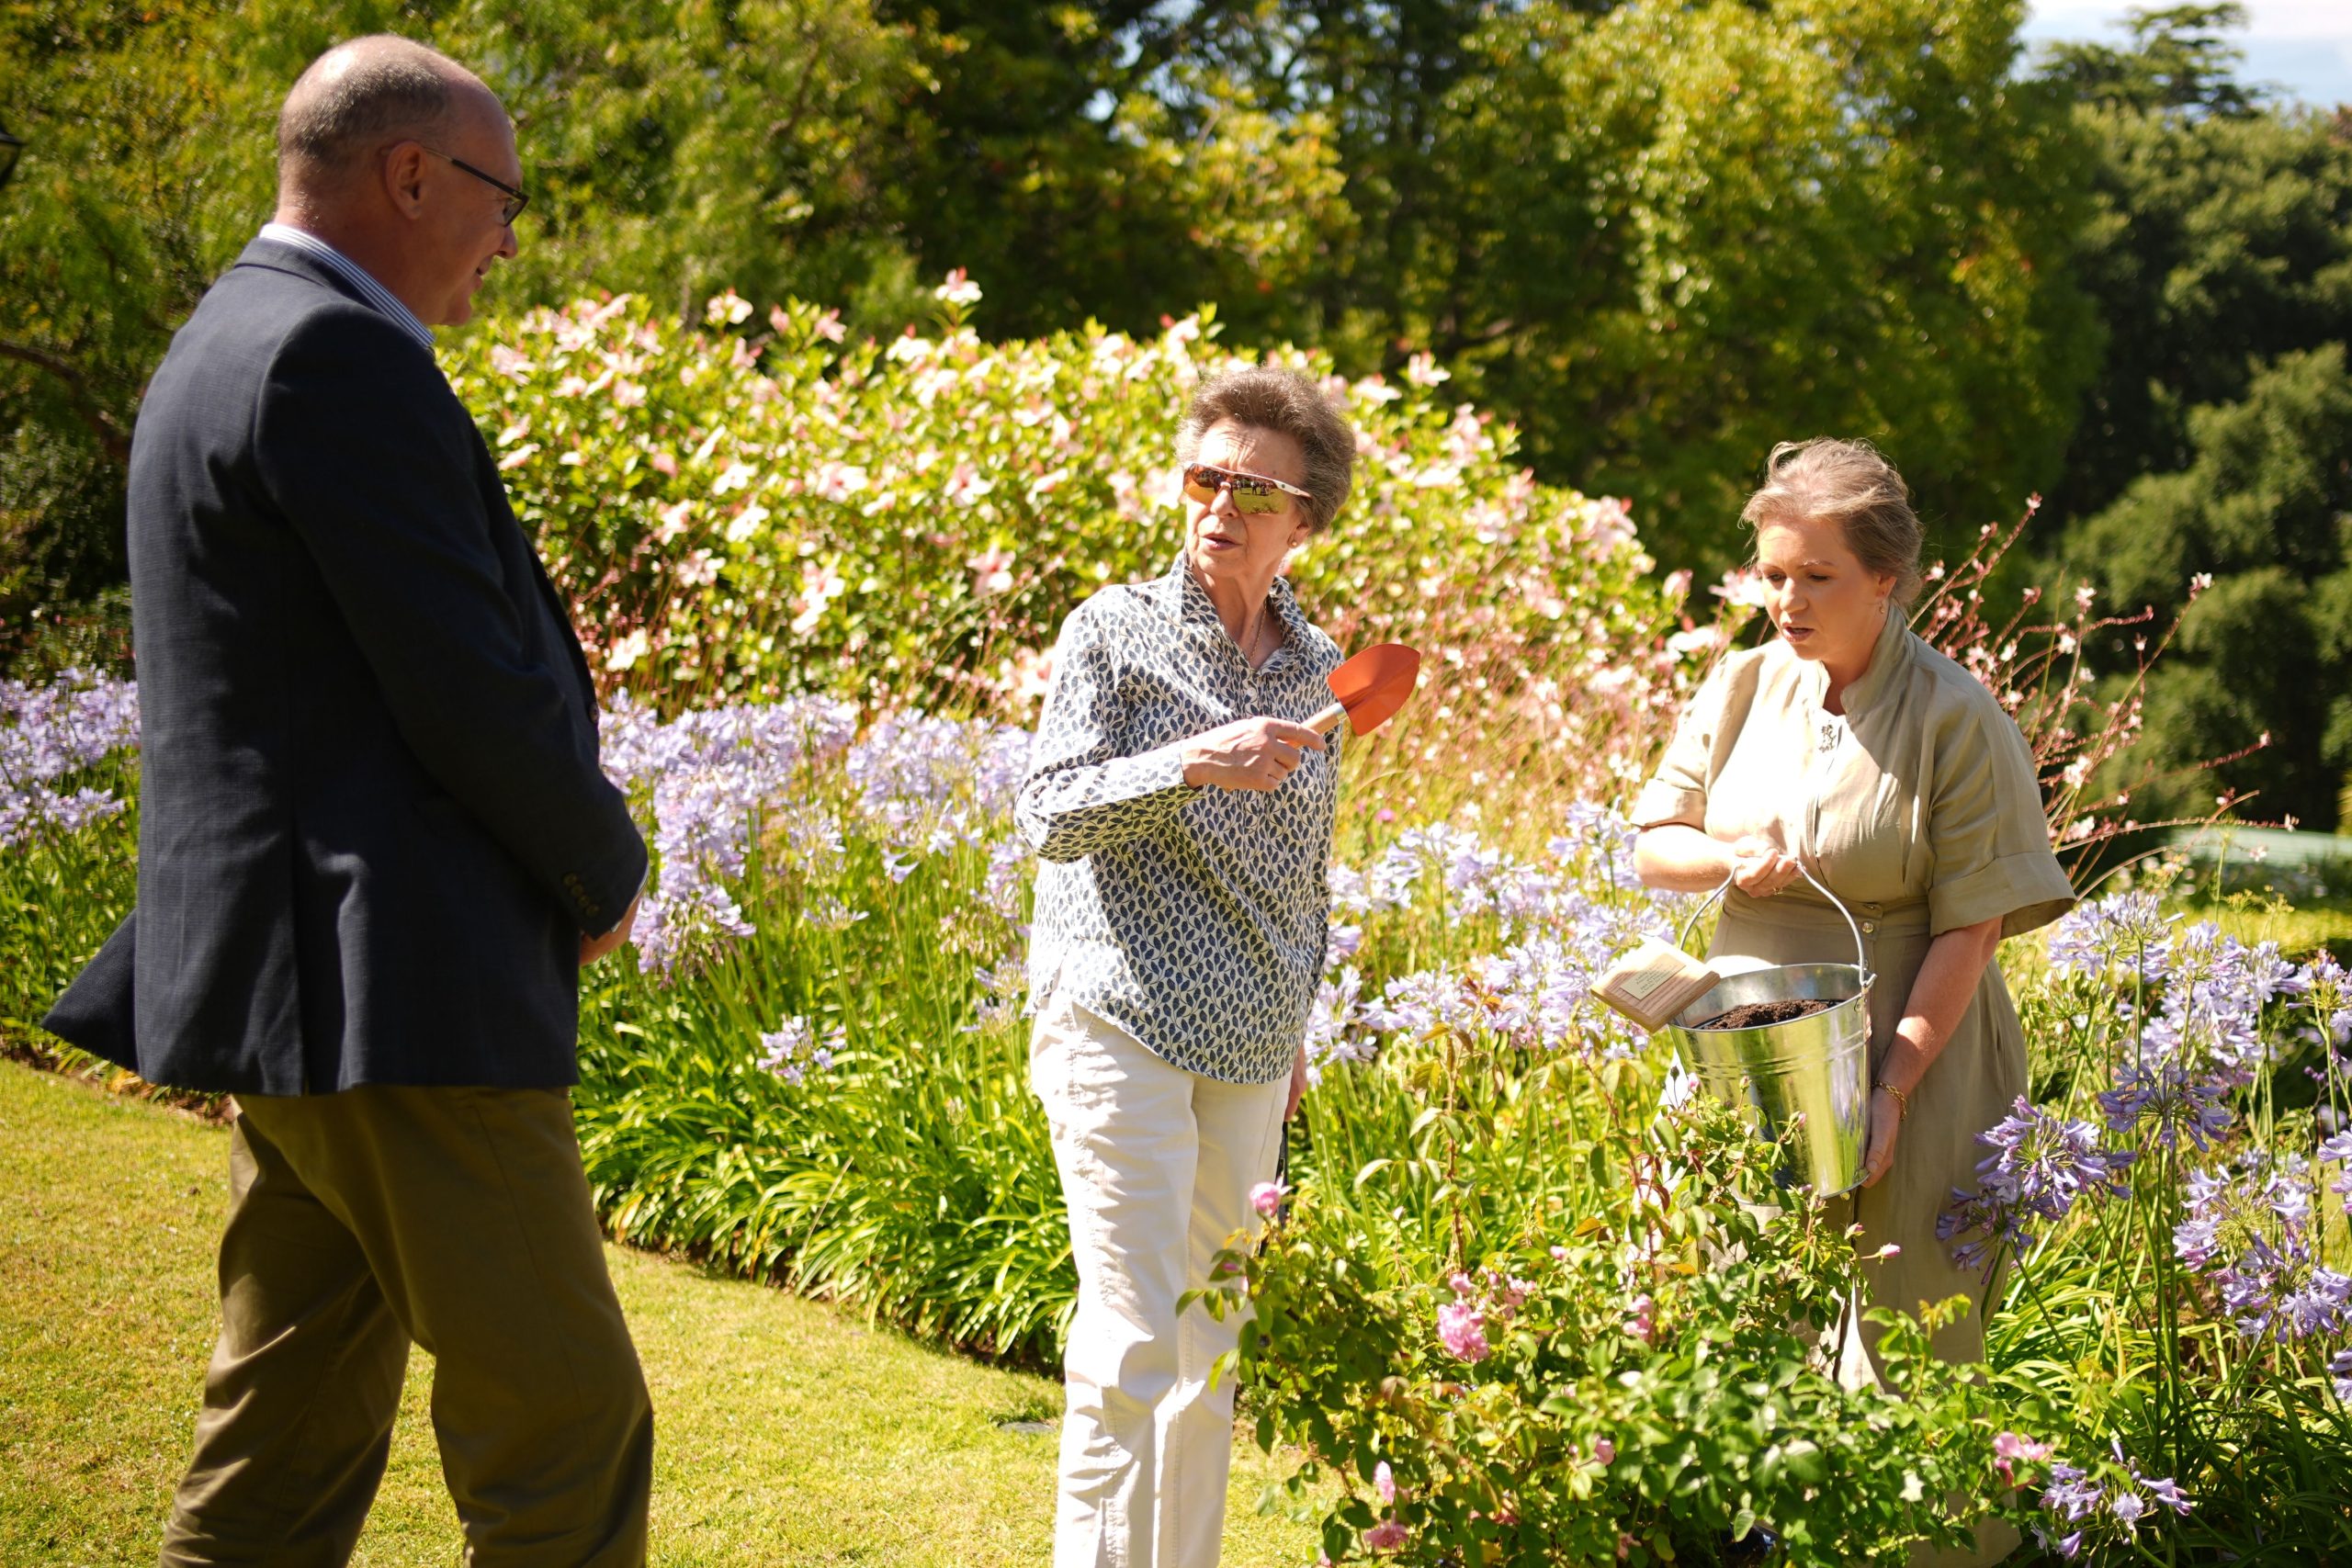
[256,222,435,352]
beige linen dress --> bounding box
[1635,610,2074,1564]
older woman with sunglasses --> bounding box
[1015,366,1355,1568]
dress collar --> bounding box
[1804,602,1914,717]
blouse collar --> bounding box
[1148,554,1309,657]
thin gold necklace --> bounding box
[1243,598,1276,666]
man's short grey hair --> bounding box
[1175,366,1356,535]
[277,37,466,177]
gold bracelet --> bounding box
[1875,1080,1911,1122]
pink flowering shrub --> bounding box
[439,277,1686,800]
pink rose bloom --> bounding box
[1623,1292,1657,1344]
[1250,1180,1286,1219]
[1437,1302,1491,1362]
[1592,1437,1616,1466]
[1363,1519,1409,1553]
[1374,1461,1396,1503]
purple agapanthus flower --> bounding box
[0,669,142,849]
[1940,1098,2134,1278]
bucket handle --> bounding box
[1673,861,1871,981]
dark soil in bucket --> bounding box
[1693,997,1838,1031]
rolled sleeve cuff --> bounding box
[1929,851,2077,940]
[1632,784,1706,830]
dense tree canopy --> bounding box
[2041,6,2352,828]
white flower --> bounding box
[604,628,650,672]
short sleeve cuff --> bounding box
[1632,784,1706,830]
[1929,850,2077,939]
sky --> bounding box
[2021,0,2352,108]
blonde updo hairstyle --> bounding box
[1740,437,1925,608]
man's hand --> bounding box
[1285,1041,1309,1121]
[579,891,642,966]
[1181,716,1328,793]
[1726,834,1804,897]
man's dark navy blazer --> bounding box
[43,236,649,1094]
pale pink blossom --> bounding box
[1711,566,1770,610]
[1363,1519,1408,1552]
[1437,1302,1490,1362]
[1993,1431,2052,1487]
[967,547,1016,597]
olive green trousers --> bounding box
[157,1085,652,1568]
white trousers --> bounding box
[1030,992,1290,1568]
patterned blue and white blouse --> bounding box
[1017,556,1345,1085]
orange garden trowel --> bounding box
[1307,643,1422,739]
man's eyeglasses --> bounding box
[1181,462,1314,517]
[420,146,529,225]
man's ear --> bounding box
[381,142,432,219]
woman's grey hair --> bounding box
[1176,367,1355,534]
[1740,437,1926,606]
[277,36,467,179]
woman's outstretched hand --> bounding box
[1181,716,1328,792]
[1727,834,1804,897]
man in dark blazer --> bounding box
[44,36,655,1567]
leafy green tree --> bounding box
[1413,0,2101,571]
[0,2,269,660]
[2071,346,2352,828]
[865,2,1351,344]
[1,0,923,664]
[2036,5,2352,530]
[2034,6,2352,826]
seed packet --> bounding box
[1593,938,1720,1033]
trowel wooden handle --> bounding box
[1306,700,1348,736]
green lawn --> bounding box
[0,1063,1323,1566]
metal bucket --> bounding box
[1667,867,1873,1198]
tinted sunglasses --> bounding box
[1181,462,1314,516]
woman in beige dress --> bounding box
[1633,438,2075,1563]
